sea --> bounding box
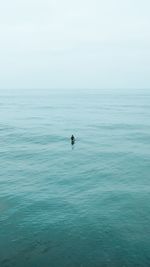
[0,89,150,267]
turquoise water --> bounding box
[0,89,150,267]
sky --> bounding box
[0,0,150,90]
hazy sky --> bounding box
[0,0,150,89]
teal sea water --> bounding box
[0,89,150,267]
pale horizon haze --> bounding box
[0,0,150,90]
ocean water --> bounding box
[0,89,150,267]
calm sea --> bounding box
[0,89,150,267]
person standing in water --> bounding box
[71,135,75,145]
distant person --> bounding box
[71,135,75,145]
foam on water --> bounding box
[0,89,150,267]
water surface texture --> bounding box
[0,89,150,267]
